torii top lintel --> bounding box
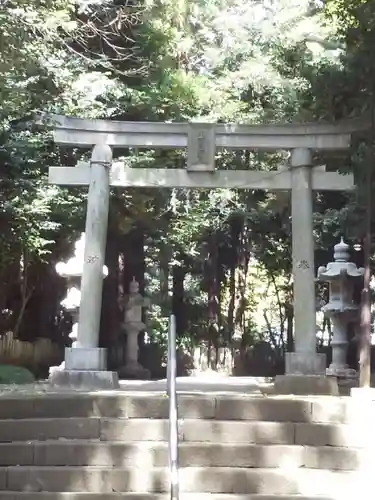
[51,115,368,151]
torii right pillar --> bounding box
[276,148,339,395]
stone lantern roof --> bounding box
[317,238,364,281]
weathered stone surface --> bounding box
[126,395,169,418]
[215,397,312,422]
[304,446,371,471]
[310,399,348,424]
[0,400,36,420]
[6,467,112,493]
[100,418,294,444]
[124,395,213,419]
[64,348,107,371]
[0,391,363,421]
[178,444,304,468]
[0,469,6,489]
[34,396,100,419]
[285,353,327,376]
[295,423,369,447]
[0,418,100,442]
[181,421,295,445]
[49,370,119,390]
[33,442,159,467]
[31,442,305,468]
[1,439,371,471]
[90,396,129,418]
[100,419,169,442]
[0,395,101,419]
[0,443,34,466]
[3,466,361,495]
[0,494,340,500]
[274,375,339,396]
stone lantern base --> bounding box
[274,374,339,396]
[326,366,358,379]
[118,360,150,380]
[275,351,338,396]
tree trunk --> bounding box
[285,303,294,352]
[159,246,171,314]
[234,227,250,341]
[227,264,236,338]
[207,233,220,369]
[172,261,185,337]
[227,216,242,341]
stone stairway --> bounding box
[0,390,373,500]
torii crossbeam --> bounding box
[50,161,353,191]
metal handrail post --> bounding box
[167,315,179,500]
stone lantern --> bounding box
[317,238,364,378]
[118,278,151,379]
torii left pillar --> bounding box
[50,144,119,389]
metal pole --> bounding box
[167,315,179,500]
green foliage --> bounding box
[0,365,35,385]
[0,0,371,363]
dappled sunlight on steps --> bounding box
[0,392,373,500]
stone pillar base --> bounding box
[274,374,339,396]
[285,351,326,375]
[65,347,107,371]
[118,361,150,380]
[49,369,119,389]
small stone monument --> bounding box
[317,238,364,379]
[119,277,150,379]
[49,233,108,376]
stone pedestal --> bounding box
[275,374,339,396]
[281,351,333,395]
[285,351,326,375]
[65,347,107,371]
[50,369,119,389]
[50,347,119,389]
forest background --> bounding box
[0,0,374,379]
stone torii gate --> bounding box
[48,115,362,389]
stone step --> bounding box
[0,441,369,470]
[0,493,337,500]
[0,418,101,442]
[95,418,375,447]
[0,393,373,423]
[0,418,372,448]
[0,466,361,496]
[101,419,296,444]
